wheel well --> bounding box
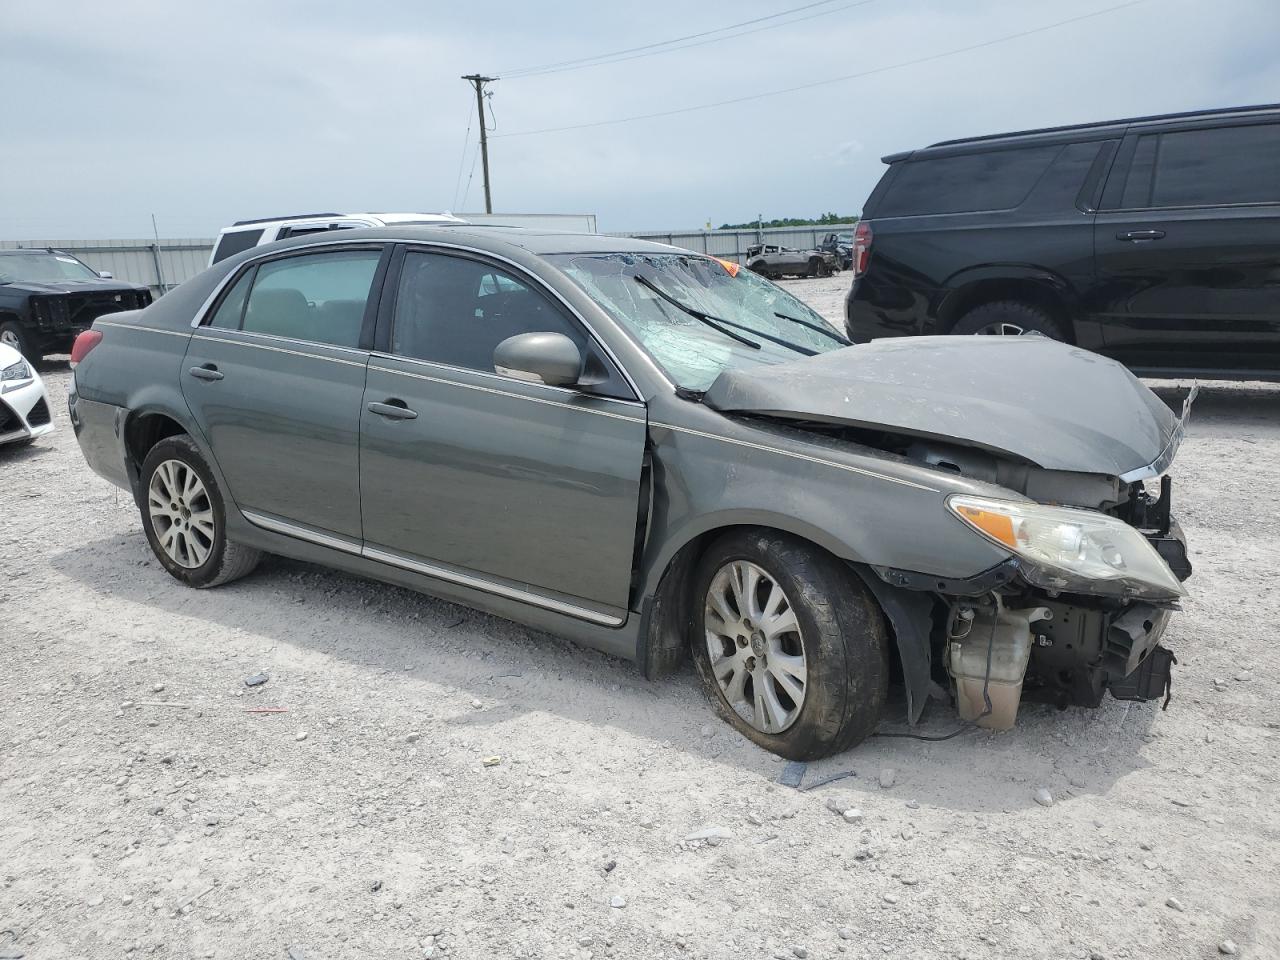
[938,279,1074,342]
[639,525,903,683]
[123,412,187,483]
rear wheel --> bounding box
[808,258,827,278]
[139,435,261,588]
[691,529,890,759]
[0,321,40,363]
[951,300,1065,340]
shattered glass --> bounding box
[551,253,843,390]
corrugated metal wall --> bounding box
[1,223,857,296]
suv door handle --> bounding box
[1117,229,1166,242]
[367,399,418,420]
[188,364,224,381]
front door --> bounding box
[1091,120,1280,373]
[358,247,647,621]
[182,245,387,540]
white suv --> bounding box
[209,212,467,265]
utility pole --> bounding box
[461,74,496,213]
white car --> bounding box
[0,341,54,447]
[209,211,467,265]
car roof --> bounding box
[884,102,1280,162]
[225,212,464,231]
[257,225,685,258]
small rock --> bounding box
[1017,904,1031,915]
[700,725,713,739]
[86,894,104,907]
[878,768,896,789]
[1166,896,1185,912]
[295,730,308,742]
[285,947,310,960]
[1234,670,1253,683]
[470,699,483,709]
[1171,798,1193,808]
[837,928,853,940]
[244,672,269,687]
[746,812,763,826]
[610,895,626,909]
[842,809,863,823]
[684,826,733,844]
[793,949,808,959]
[404,733,421,743]
[905,799,919,810]
[882,893,899,904]
[603,859,616,874]
[370,879,383,892]
[1033,787,1054,807]
[122,895,134,905]
[1218,940,1239,955]
[152,683,165,693]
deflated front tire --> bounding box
[691,528,890,759]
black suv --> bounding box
[845,104,1280,380]
[0,249,153,362]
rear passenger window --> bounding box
[1121,124,1280,208]
[208,269,254,329]
[391,252,586,373]
[878,145,1061,216]
[239,250,381,348]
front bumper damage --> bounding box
[867,505,1190,730]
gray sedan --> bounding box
[68,227,1193,758]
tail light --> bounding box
[70,329,103,368]
[852,221,873,277]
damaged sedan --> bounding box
[67,227,1193,759]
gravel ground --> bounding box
[2,276,1277,960]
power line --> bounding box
[494,0,1148,139]
[497,0,845,78]
[450,98,475,212]
[506,0,874,79]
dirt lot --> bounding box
[2,276,1277,960]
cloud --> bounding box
[2,0,1277,238]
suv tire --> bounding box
[951,300,1066,340]
[139,435,262,588]
[808,257,826,278]
[691,529,890,760]
[0,320,39,363]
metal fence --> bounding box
[1,222,858,296]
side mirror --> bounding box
[98,271,113,279]
[493,332,583,387]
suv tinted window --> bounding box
[1121,123,1280,208]
[878,145,1061,216]
[392,252,586,374]
[240,250,380,347]
[211,229,264,264]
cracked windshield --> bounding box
[551,252,847,390]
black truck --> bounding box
[0,249,153,362]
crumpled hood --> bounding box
[703,336,1189,476]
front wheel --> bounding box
[0,321,40,363]
[691,529,890,759]
[139,435,261,588]
[951,300,1065,340]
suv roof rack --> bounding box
[231,213,343,227]
[927,103,1280,150]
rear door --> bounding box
[358,246,647,623]
[183,245,388,541]
[1092,119,1280,372]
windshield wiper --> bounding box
[775,312,852,346]
[634,275,819,356]
[634,275,760,350]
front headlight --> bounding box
[1,359,33,392]
[948,494,1185,599]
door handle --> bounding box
[1117,229,1166,242]
[188,364,224,381]
[367,399,418,420]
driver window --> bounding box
[391,252,587,374]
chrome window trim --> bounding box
[192,331,367,368]
[650,421,940,493]
[190,236,648,400]
[241,510,624,627]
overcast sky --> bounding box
[3,0,1277,239]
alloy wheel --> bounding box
[704,560,807,734]
[147,459,215,568]
[976,322,1029,336]
[0,329,19,349]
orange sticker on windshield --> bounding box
[711,257,741,278]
